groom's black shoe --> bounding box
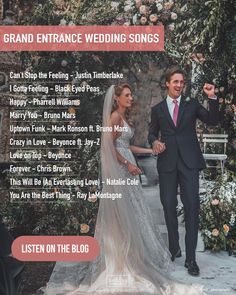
[171,249,182,261]
[185,260,200,276]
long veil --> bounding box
[68,85,174,293]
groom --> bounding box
[148,68,219,276]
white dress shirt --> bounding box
[166,95,181,120]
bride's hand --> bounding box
[127,163,142,176]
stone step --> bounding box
[155,225,205,252]
[143,186,163,207]
[149,208,166,225]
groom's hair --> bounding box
[165,67,186,83]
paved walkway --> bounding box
[171,251,236,294]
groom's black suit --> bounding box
[148,96,219,261]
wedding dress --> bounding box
[44,86,203,295]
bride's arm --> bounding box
[110,112,141,175]
[130,145,153,154]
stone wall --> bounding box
[128,61,170,146]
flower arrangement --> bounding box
[131,0,176,27]
[199,171,236,255]
[113,0,177,31]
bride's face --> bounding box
[117,87,133,108]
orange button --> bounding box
[12,236,99,261]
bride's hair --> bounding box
[112,83,133,126]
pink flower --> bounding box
[212,229,219,237]
[168,23,175,31]
[211,199,220,206]
[135,0,142,8]
[139,5,148,15]
[140,16,148,25]
[88,194,97,203]
[164,2,174,10]
[80,223,90,233]
[219,98,224,104]
[150,14,158,23]
[223,224,229,233]
[170,12,177,20]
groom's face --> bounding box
[166,73,185,99]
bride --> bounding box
[45,84,203,295]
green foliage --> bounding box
[199,172,236,254]
[1,197,98,237]
[171,0,236,174]
[76,0,118,25]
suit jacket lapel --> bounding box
[162,99,176,129]
[176,96,186,127]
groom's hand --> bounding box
[152,140,166,154]
[203,83,216,99]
